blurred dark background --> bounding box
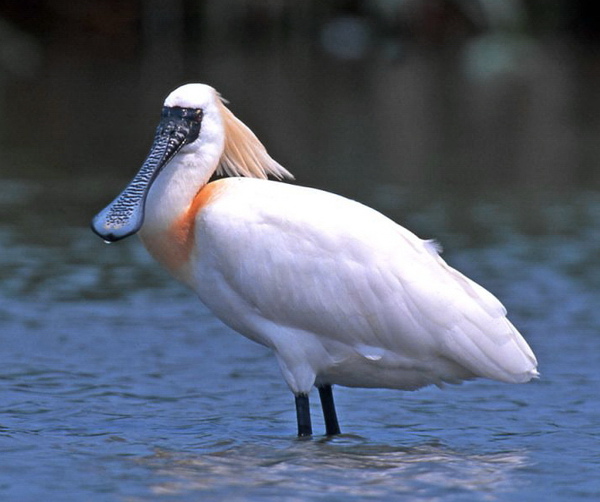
[1,0,600,219]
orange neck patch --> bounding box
[140,180,226,278]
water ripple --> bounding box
[139,441,532,500]
[0,186,599,500]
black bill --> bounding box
[91,106,203,242]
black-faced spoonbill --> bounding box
[92,83,538,437]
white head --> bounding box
[164,83,218,109]
[91,83,293,242]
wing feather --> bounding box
[193,178,537,388]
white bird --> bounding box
[92,83,538,437]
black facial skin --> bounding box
[91,106,203,242]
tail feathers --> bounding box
[443,319,538,384]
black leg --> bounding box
[295,393,312,437]
[318,384,341,436]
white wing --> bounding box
[190,178,538,392]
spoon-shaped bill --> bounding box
[91,106,203,242]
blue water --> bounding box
[1,176,599,501]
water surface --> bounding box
[1,173,599,501]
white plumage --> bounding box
[183,178,536,392]
[92,83,538,436]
